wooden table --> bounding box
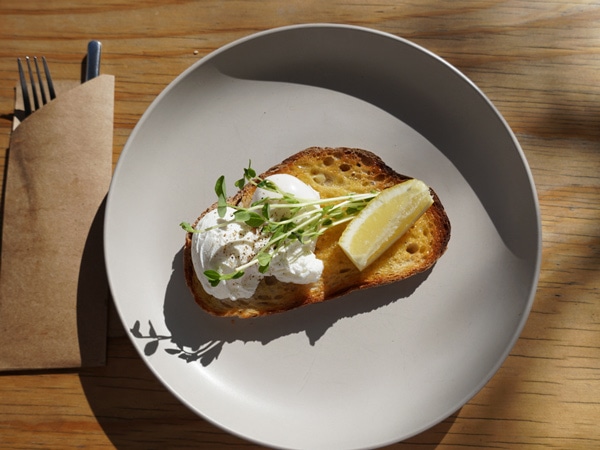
[1,1,598,448]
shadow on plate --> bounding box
[129,247,430,367]
[78,320,460,449]
[207,27,539,265]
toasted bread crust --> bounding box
[183,147,450,318]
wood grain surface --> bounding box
[1,1,598,448]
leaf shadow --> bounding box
[129,247,431,366]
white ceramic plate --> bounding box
[105,24,541,450]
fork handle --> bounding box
[85,40,102,81]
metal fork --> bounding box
[17,56,56,117]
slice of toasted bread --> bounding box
[183,147,450,318]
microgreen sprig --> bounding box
[180,161,378,286]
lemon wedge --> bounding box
[339,179,434,270]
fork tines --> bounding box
[17,56,56,117]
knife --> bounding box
[85,40,102,81]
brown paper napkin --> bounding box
[0,75,114,371]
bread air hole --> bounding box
[406,242,419,254]
[311,172,337,186]
[312,173,327,185]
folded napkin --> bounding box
[0,75,114,371]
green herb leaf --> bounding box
[234,179,244,190]
[257,252,272,267]
[257,179,278,192]
[244,163,256,180]
[214,175,226,197]
[180,222,196,233]
[217,198,227,218]
[188,165,381,287]
[257,252,272,273]
[204,268,246,286]
[245,212,267,228]
[233,210,251,222]
[232,210,266,227]
[214,175,228,218]
[260,202,269,218]
[235,160,256,189]
[204,270,223,287]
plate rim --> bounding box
[104,23,542,449]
